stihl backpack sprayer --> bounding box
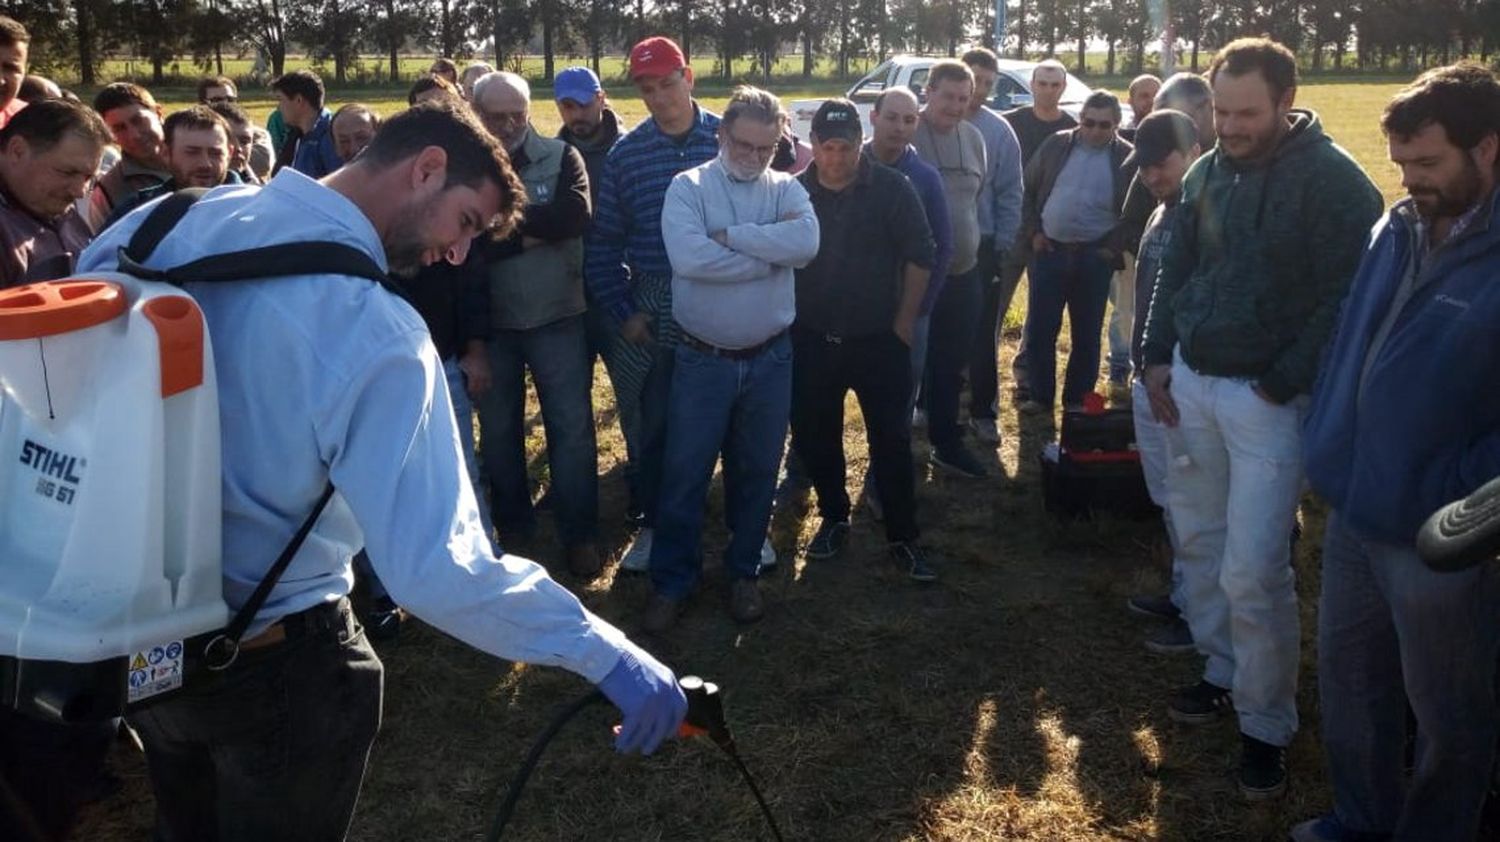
[0,188,395,723]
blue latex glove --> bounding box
[597,641,687,755]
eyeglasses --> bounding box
[206,95,238,104]
[478,108,527,125]
[724,131,778,159]
[1081,118,1115,130]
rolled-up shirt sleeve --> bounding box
[316,336,626,683]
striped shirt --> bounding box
[584,103,721,323]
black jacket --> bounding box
[794,155,934,337]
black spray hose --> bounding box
[485,676,784,842]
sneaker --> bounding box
[567,542,603,579]
[863,486,885,523]
[806,519,850,559]
[932,444,987,479]
[1144,620,1196,655]
[641,592,681,634]
[728,579,765,623]
[1239,734,1288,800]
[1018,399,1047,415]
[1287,815,1348,842]
[1127,593,1181,621]
[366,595,403,643]
[1168,679,1233,724]
[758,536,777,570]
[619,528,654,573]
[968,417,1001,445]
[912,407,928,428]
[890,542,938,582]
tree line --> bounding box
[5,0,1498,87]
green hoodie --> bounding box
[1140,109,1383,403]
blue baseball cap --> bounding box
[554,67,602,104]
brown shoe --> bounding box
[728,579,764,624]
[642,593,681,634]
[566,542,602,579]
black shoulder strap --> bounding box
[122,187,209,265]
[203,483,336,671]
[114,187,402,296]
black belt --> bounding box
[1048,237,1110,253]
[680,329,786,361]
[239,599,351,652]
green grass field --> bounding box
[76,79,1416,842]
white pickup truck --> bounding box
[788,55,1112,143]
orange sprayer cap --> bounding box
[0,280,127,341]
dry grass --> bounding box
[76,80,1410,841]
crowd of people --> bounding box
[2,12,1499,841]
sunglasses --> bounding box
[1081,118,1115,130]
[207,95,238,104]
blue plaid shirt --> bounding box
[584,103,721,323]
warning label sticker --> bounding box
[127,639,184,704]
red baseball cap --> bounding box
[629,37,687,80]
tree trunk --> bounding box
[802,28,813,77]
[838,0,849,76]
[1106,39,1115,75]
[74,0,96,85]
[1076,0,1086,70]
[543,0,555,80]
[681,1,692,63]
[1190,40,1198,71]
[385,0,399,78]
[1018,0,1028,57]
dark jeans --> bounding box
[1024,245,1114,408]
[479,314,599,545]
[924,265,984,450]
[790,327,918,543]
[0,710,116,840]
[968,241,1005,421]
[650,334,792,598]
[1318,513,1500,840]
[127,600,383,842]
[998,253,1030,388]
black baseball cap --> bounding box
[1123,109,1199,169]
[811,98,862,145]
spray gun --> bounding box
[485,676,783,841]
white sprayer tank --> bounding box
[0,274,227,721]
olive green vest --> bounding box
[489,129,586,331]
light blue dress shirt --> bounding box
[78,170,627,682]
[967,105,1025,252]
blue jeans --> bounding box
[1317,512,1500,841]
[1025,245,1114,408]
[477,314,599,546]
[1106,255,1136,380]
[649,334,792,599]
[444,356,495,542]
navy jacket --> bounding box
[1304,189,1500,545]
